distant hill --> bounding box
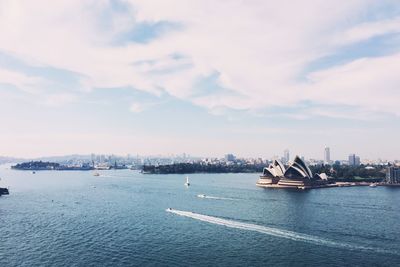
[35,154,92,163]
[0,156,25,164]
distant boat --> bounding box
[197,194,206,198]
[369,183,377,187]
[0,178,9,196]
[184,176,190,186]
[0,187,9,196]
[32,171,36,174]
[93,172,100,177]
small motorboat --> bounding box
[0,187,9,196]
[32,171,36,174]
[197,194,206,198]
[93,172,100,177]
[184,176,190,186]
[369,183,377,187]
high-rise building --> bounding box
[348,154,355,165]
[355,156,360,166]
[224,154,236,162]
[387,166,400,184]
[348,154,360,166]
[284,149,290,163]
[324,147,330,164]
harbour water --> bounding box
[0,165,399,266]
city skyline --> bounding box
[1,146,396,165]
[1,1,400,159]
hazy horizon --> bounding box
[1,1,400,160]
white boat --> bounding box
[184,176,190,186]
[93,172,100,177]
[197,194,206,198]
[369,183,377,187]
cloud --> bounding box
[0,0,399,119]
[334,16,400,45]
[0,68,44,94]
[43,93,79,107]
[129,102,145,113]
[306,53,400,116]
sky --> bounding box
[0,0,400,160]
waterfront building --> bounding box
[257,156,328,189]
[386,166,400,184]
[324,147,330,164]
[258,160,285,185]
[278,156,314,188]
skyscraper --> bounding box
[348,154,355,165]
[284,149,290,163]
[348,154,360,166]
[224,154,236,162]
[355,156,360,166]
[324,147,330,164]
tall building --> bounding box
[283,149,290,163]
[348,154,355,165]
[355,156,360,166]
[386,167,400,184]
[348,154,360,166]
[324,147,330,164]
[224,154,236,162]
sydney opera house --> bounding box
[257,156,328,189]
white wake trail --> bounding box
[197,194,236,200]
[166,209,397,255]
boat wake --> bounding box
[166,209,398,255]
[197,194,236,200]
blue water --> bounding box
[1,165,400,266]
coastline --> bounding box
[256,181,398,190]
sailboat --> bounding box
[184,176,190,186]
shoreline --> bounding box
[256,181,399,190]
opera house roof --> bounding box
[284,156,313,180]
[262,160,285,178]
[262,156,315,180]
[258,156,329,188]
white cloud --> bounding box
[335,16,400,45]
[0,68,44,94]
[129,102,145,113]
[0,0,399,119]
[43,93,79,107]
[306,53,400,116]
